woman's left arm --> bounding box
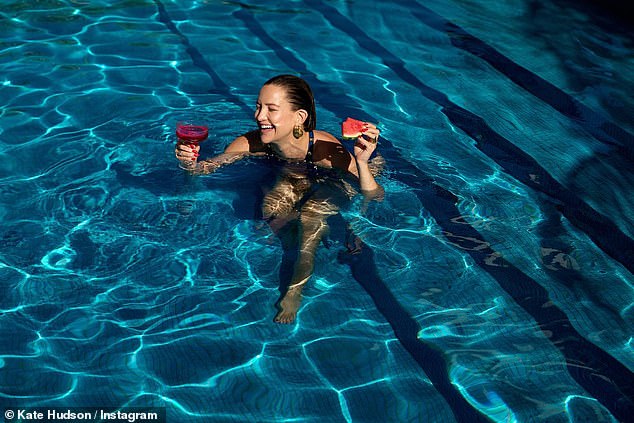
[351,122,382,195]
[313,125,384,197]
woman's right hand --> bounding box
[353,122,380,164]
[175,141,200,165]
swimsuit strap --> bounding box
[305,131,314,162]
[264,132,313,161]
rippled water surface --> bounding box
[1,1,633,422]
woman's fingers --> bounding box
[362,122,380,144]
[353,122,381,161]
[354,139,368,150]
[354,135,377,159]
[364,132,379,144]
[175,142,200,161]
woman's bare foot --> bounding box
[274,287,303,324]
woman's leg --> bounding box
[274,196,339,323]
[261,175,309,233]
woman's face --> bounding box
[254,84,301,143]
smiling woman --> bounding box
[174,74,383,323]
[257,74,316,142]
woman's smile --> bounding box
[259,123,275,137]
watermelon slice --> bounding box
[341,117,366,140]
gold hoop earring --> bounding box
[293,125,304,139]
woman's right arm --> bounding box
[175,130,261,174]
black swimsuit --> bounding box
[263,131,351,216]
[265,130,315,163]
[305,131,315,162]
[265,131,318,178]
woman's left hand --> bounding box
[353,122,380,164]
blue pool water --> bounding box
[1,1,633,422]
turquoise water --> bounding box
[1,1,633,422]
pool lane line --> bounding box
[154,2,633,420]
[235,3,634,421]
[152,0,252,115]
[232,5,634,422]
[301,0,634,277]
[405,2,634,162]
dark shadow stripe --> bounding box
[303,0,634,276]
[535,203,628,332]
[405,3,634,162]
[330,214,490,423]
[572,0,634,26]
[230,8,367,119]
[152,0,252,115]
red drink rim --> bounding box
[176,124,208,142]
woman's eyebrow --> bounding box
[255,100,280,108]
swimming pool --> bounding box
[1,0,632,421]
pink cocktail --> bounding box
[176,122,208,144]
[176,121,208,170]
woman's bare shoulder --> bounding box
[225,130,267,154]
[312,129,355,172]
[313,129,341,144]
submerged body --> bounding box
[175,75,383,323]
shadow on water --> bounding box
[534,202,629,325]
[304,0,634,275]
[550,0,634,27]
[567,153,634,238]
[154,1,633,421]
[404,1,634,161]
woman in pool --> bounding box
[175,74,383,323]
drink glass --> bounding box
[176,121,209,170]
